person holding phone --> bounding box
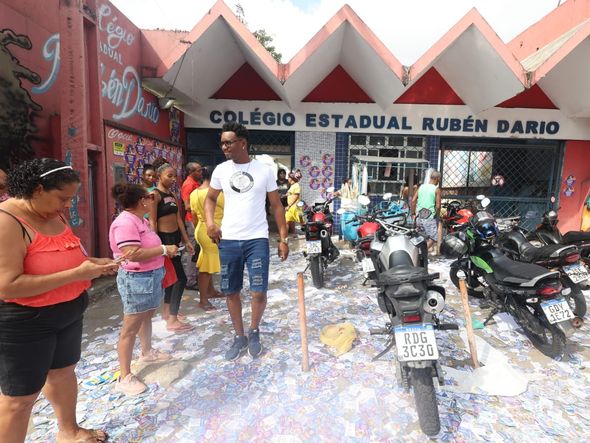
[0,159,117,443]
[109,183,179,396]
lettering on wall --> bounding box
[209,109,561,137]
[0,29,42,168]
[31,33,60,94]
[98,3,160,124]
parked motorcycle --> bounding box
[532,196,590,270]
[442,200,474,233]
[298,188,340,289]
[443,206,581,359]
[369,216,456,436]
[338,195,406,284]
[497,222,587,317]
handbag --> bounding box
[162,256,178,288]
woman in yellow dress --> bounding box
[190,166,225,311]
[285,170,303,235]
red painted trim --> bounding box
[211,63,281,100]
[303,65,373,103]
[496,84,558,109]
[395,68,464,105]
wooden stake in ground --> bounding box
[458,278,480,368]
[297,272,310,372]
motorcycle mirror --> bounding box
[326,186,335,193]
[382,192,393,200]
[296,201,305,208]
[476,194,485,201]
[481,197,491,208]
[336,208,346,215]
[358,195,371,206]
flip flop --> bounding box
[57,429,108,443]
[198,302,217,311]
[166,323,194,333]
[82,371,120,389]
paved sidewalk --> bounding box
[27,240,590,442]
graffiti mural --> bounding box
[0,29,42,168]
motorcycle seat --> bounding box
[563,231,590,244]
[378,265,438,286]
[488,254,558,287]
[519,243,574,263]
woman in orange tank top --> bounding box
[0,159,118,443]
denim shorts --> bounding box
[116,267,165,314]
[218,238,270,294]
[0,292,88,396]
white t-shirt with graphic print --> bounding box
[210,159,277,240]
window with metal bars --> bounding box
[348,134,428,196]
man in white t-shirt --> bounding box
[205,122,289,360]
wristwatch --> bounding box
[277,238,289,245]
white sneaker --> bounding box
[114,373,147,396]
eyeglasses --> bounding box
[219,139,242,148]
[141,194,155,201]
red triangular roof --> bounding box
[211,63,281,100]
[395,67,464,105]
[496,84,557,109]
[303,65,374,103]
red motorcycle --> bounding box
[442,200,474,233]
[299,192,340,289]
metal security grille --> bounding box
[440,139,563,230]
[348,134,429,196]
[248,130,294,157]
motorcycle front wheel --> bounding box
[561,277,587,317]
[449,267,484,298]
[410,367,441,437]
[513,303,566,359]
[310,256,324,289]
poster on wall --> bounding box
[105,125,184,195]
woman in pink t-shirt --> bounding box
[109,184,178,397]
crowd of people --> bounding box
[0,116,447,442]
[0,123,292,443]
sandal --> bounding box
[139,349,172,362]
[166,322,194,333]
[57,428,108,443]
[198,302,217,311]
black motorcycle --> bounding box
[532,197,590,271]
[299,192,340,289]
[498,224,587,317]
[443,210,580,359]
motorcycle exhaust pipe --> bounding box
[423,291,445,315]
[571,316,584,329]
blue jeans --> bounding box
[218,239,270,294]
[117,267,165,315]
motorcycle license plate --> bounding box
[563,263,590,284]
[306,240,322,254]
[394,324,439,362]
[541,298,574,324]
[361,257,375,273]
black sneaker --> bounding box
[225,335,248,361]
[248,328,263,358]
